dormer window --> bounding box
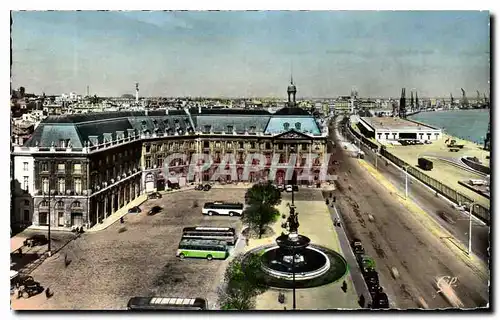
[59,139,70,148]
[295,122,302,130]
[283,122,290,131]
[204,125,211,133]
[227,125,234,133]
[250,126,256,133]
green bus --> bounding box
[176,239,229,260]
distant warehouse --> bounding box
[357,117,442,143]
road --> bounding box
[341,119,490,261]
[326,117,489,309]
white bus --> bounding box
[202,202,244,216]
[182,226,237,245]
[127,297,207,310]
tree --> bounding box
[242,203,280,239]
[245,181,281,207]
[243,182,281,238]
[218,253,267,310]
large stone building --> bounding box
[11,82,328,230]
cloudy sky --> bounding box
[11,11,490,98]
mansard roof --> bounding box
[22,108,322,148]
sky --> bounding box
[11,11,490,98]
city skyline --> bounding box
[11,11,490,98]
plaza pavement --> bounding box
[249,190,360,310]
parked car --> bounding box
[277,185,285,192]
[147,206,163,216]
[285,185,293,192]
[357,255,376,273]
[372,292,389,309]
[367,283,383,296]
[23,235,48,247]
[363,270,380,286]
[18,276,43,299]
[128,206,141,214]
[351,239,365,255]
[147,192,162,199]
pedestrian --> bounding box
[333,196,336,202]
[359,294,365,308]
[45,287,52,299]
[341,281,347,293]
[120,217,124,224]
[18,248,22,257]
[245,238,249,246]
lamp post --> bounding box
[467,202,476,256]
[404,166,408,199]
[46,181,53,255]
[291,169,296,310]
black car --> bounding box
[148,192,162,199]
[351,239,365,255]
[368,283,382,296]
[23,235,48,247]
[363,270,379,286]
[128,206,141,214]
[148,206,162,216]
[372,292,389,309]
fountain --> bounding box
[243,198,348,289]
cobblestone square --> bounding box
[11,189,246,310]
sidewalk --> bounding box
[87,194,148,233]
[330,204,373,307]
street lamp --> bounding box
[44,182,55,255]
[466,202,476,256]
[404,166,409,199]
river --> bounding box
[409,109,490,145]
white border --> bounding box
[2,2,497,319]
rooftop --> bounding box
[360,117,440,131]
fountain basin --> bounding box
[261,245,330,281]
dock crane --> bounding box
[461,88,468,108]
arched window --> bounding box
[39,200,49,208]
[71,201,81,208]
[145,173,154,182]
[56,201,64,209]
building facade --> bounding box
[11,83,328,229]
[357,117,442,142]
